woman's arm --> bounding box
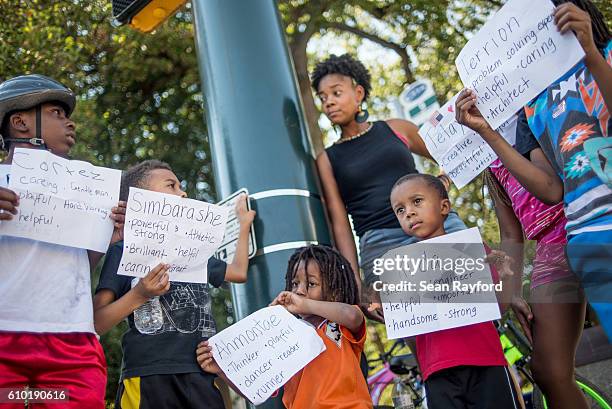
[386,118,433,160]
[486,172,534,342]
[455,90,563,204]
[487,174,525,299]
[316,152,360,285]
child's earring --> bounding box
[355,103,369,123]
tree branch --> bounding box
[323,21,415,84]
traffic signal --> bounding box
[112,0,188,33]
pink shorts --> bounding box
[0,332,107,409]
[531,222,574,289]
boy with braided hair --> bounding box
[197,245,373,409]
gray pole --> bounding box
[191,1,331,407]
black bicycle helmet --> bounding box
[0,74,76,151]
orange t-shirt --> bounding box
[282,312,373,409]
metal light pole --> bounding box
[190,1,331,406]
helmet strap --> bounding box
[36,105,42,141]
[2,137,46,147]
[1,105,48,151]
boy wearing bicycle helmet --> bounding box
[0,74,125,408]
[94,160,255,409]
[389,174,521,409]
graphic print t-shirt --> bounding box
[516,41,612,236]
[96,241,227,379]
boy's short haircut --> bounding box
[392,174,449,201]
[120,159,173,201]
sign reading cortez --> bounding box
[378,228,501,339]
[0,148,121,252]
[455,0,584,129]
[118,187,228,283]
[208,306,325,405]
[215,188,257,264]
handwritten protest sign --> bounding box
[377,228,501,339]
[455,0,584,129]
[118,187,228,283]
[420,95,497,189]
[209,306,325,405]
[419,95,520,188]
[0,148,121,251]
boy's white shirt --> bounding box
[0,164,94,334]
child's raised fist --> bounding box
[235,194,256,230]
[270,291,310,315]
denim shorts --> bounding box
[359,212,466,286]
[566,230,612,340]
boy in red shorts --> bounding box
[389,174,521,409]
[0,74,124,408]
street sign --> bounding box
[398,79,440,127]
[215,188,257,263]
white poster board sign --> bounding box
[420,95,521,188]
[0,148,121,251]
[455,0,584,129]
[420,96,497,189]
[215,188,257,263]
[379,228,501,339]
[118,187,228,283]
[209,306,325,405]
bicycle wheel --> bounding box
[370,378,396,407]
[532,374,612,409]
[370,378,427,408]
